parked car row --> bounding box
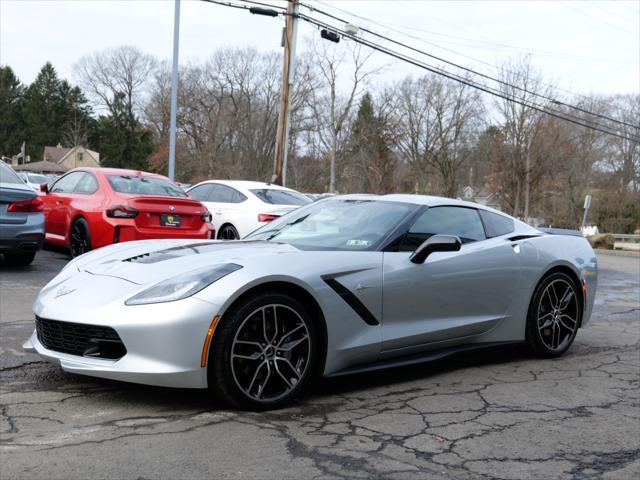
[1,163,313,265]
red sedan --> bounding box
[41,167,214,256]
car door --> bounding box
[205,184,252,237]
[382,206,521,352]
[43,172,84,237]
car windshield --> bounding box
[108,175,186,197]
[0,163,23,184]
[247,199,417,251]
[250,188,311,206]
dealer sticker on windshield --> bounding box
[346,239,372,248]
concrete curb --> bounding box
[595,248,640,257]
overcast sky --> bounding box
[1,0,638,98]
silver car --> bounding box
[24,195,597,409]
[0,162,45,266]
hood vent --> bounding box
[121,241,264,264]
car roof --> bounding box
[68,167,167,178]
[192,179,296,192]
[336,193,511,216]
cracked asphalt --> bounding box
[1,248,638,480]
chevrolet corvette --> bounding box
[24,195,597,409]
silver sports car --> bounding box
[24,195,597,409]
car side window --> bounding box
[51,172,84,193]
[188,184,213,201]
[230,189,248,203]
[73,173,99,194]
[208,184,235,203]
[479,210,515,237]
[400,206,486,251]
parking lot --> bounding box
[1,248,638,479]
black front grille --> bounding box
[35,316,127,360]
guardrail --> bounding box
[613,234,640,252]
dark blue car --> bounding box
[0,162,45,266]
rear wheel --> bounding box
[208,292,317,410]
[69,218,92,258]
[525,272,581,358]
[3,252,36,266]
[217,224,239,240]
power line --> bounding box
[200,0,639,143]
[312,0,636,64]
[309,0,637,117]
[296,12,639,143]
[300,1,640,131]
[559,1,639,36]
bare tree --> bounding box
[494,56,550,219]
[74,45,156,118]
[605,94,640,192]
[392,75,483,197]
[307,38,380,192]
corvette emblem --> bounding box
[54,285,76,299]
[169,206,176,212]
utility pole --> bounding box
[272,0,299,186]
[168,0,181,181]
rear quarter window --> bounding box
[479,210,515,237]
[250,189,311,206]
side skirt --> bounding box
[325,341,521,378]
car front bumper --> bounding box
[26,281,222,389]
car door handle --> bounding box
[356,283,373,293]
[215,210,222,215]
[56,200,64,205]
[511,243,521,254]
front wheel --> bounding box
[69,218,92,258]
[525,272,581,358]
[208,292,317,410]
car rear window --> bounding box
[108,175,186,197]
[250,189,311,206]
[0,163,23,184]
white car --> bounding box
[187,180,311,239]
[17,172,50,191]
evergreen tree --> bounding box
[347,92,394,193]
[21,62,94,159]
[92,92,153,169]
[0,66,25,157]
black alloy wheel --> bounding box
[526,272,581,358]
[208,291,317,410]
[69,218,92,258]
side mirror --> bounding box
[39,183,49,193]
[410,234,461,264]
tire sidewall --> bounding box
[70,218,92,258]
[218,225,239,240]
[526,272,581,358]
[208,292,317,410]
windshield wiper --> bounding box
[264,215,310,241]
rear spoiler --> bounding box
[537,227,583,237]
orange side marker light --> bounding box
[201,316,221,368]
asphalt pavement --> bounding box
[1,248,638,479]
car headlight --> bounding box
[125,263,242,306]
